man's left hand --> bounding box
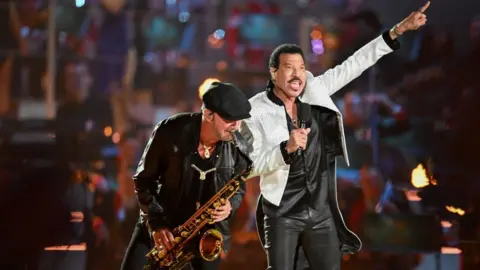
[212,200,232,222]
[395,1,430,35]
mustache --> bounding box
[288,77,302,83]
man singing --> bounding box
[241,2,430,269]
[121,82,253,270]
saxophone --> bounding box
[144,171,249,270]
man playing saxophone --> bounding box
[120,82,253,270]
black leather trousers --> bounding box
[263,207,340,270]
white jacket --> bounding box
[243,34,396,206]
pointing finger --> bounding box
[419,1,430,13]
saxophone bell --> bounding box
[199,229,223,261]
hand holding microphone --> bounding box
[286,103,312,155]
[286,128,310,154]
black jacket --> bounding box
[314,106,362,254]
[133,113,252,251]
[255,105,362,254]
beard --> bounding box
[216,129,235,142]
[223,130,236,141]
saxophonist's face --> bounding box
[212,113,241,141]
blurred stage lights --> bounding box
[310,29,323,40]
[178,11,190,23]
[311,39,324,55]
[104,126,113,137]
[75,0,85,8]
[198,78,220,98]
[208,34,224,49]
[112,132,121,144]
[216,61,228,71]
[309,25,339,55]
[213,29,226,39]
[323,34,339,49]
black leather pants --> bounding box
[264,207,340,270]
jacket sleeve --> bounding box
[228,178,246,220]
[133,121,171,231]
[228,151,252,218]
[240,119,287,178]
[311,31,400,97]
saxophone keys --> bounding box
[174,237,182,243]
[181,231,189,238]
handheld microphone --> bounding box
[296,103,312,156]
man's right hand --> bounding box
[152,228,176,251]
[286,128,311,153]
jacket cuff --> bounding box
[146,197,171,230]
[147,219,169,231]
[280,141,293,165]
[226,198,240,220]
[381,30,401,51]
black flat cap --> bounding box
[202,82,251,121]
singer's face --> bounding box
[270,53,306,98]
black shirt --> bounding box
[262,90,330,218]
[173,148,218,226]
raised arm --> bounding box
[313,1,430,96]
[315,32,399,96]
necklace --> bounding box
[202,144,212,158]
[292,118,298,126]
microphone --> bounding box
[296,103,312,156]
